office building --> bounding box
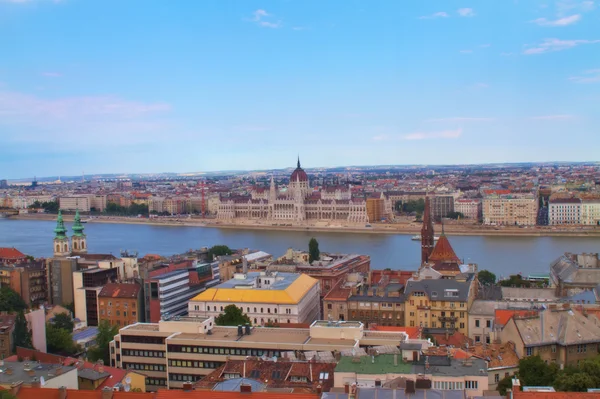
[73,267,119,326]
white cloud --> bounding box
[427,117,494,122]
[248,9,282,28]
[531,14,581,26]
[374,128,463,141]
[457,8,475,17]
[419,11,449,19]
[556,0,595,15]
[523,38,600,54]
[41,72,62,77]
[531,114,575,120]
[569,69,600,83]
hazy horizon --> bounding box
[2,0,598,179]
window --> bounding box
[475,335,481,342]
[327,304,332,309]
[495,374,500,383]
[475,319,480,327]
[465,381,478,390]
[460,322,465,329]
[577,344,587,353]
[486,320,492,328]
[552,345,556,353]
[526,347,533,356]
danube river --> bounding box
[1,219,598,277]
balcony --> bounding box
[438,316,458,322]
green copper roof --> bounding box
[54,210,67,239]
[72,209,85,237]
[335,354,413,374]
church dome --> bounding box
[290,158,308,182]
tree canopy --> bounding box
[309,237,320,264]
[0,286,27,313]
[105,201,149,216]
[28,200,59,213]
[446,211,465,220]
[478,270,497,286]
[499,274,547,288]
[518,355,559,387]
[87,320,119,366]
[51,312,74,332]
[215,304,251,327]
[12,311,33,352]
[401,199,425,214]
[46,323,78,355]
[207,245,233,260]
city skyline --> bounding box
[1,0,599,179]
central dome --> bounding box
[290,157,308,182]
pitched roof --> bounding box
[0,247,26,260]
[428,235,461,264]
[368,326,420,339]
[495,309,536,327]
[12,387,153,399]
[98,283,142,299]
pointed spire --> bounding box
[421,196,435,265]
[54,210,67,239]
[72,209,85,237]
[297,155,301,169]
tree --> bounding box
[63,302,75,315]
[51,312,74,332]
[46,323,77,355]
[0,390,18,399]
[478,270,497,286]
[214,304,251,327]
[309,237,320,264]
[518,355,558,387]
[554,372,596,392]
[446,211,465,220]
[0,286,27,312]
[207,245,232,260]
[12,311,33,352]
[496,375,513,396]
[402,199,425,214]
[87,320,119,365]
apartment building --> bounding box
[188,271,321,325]
[9,195,53,209]
[73,267,119,326]
[0,261,47,306]
[98,283,143,328]
[453,198,481,220]
[498,306,600,369]
[0,360,78,390]
[59,195,107,212]
[345,286,405,328]
[482,194,538,226]
[109,318,411,391]
[431,195,455,222]
[549,197,582,225]
[403,274,477,336]
[47,257,78,305]
[0,313,16,360]
[581,199,600,226]
[0,247,27,264]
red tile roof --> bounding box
[495,309,536,326]
[428,235,461,264]
[368,326,420,339]
[98,283,142,299]
[0,247,26,261]
[12,387,153,399]
[156,391,319,399]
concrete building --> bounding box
[0,313,16,360]
[482,194,538,226]
[98,283,143,328]
[73,267,119,326]
[25,307,47,353]
[109,318,413,391]
[453,198,481,220]
[0,261,47,307]
[47,257,78,305]
[550,252,600,297]
[403,274,478,336]
[0,361,78,390]
[188,271,321,325]
[430,195,455,222]
[498,306,600,369]
[581,199,600,226]
[333,354,488,397]
[549,197,582,225]
[59,194,107,212]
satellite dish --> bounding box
[40,376,46,386]
[125,377,131,384]
[124,385,131,392]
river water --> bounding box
[1,219,598,277]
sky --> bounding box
[1,0,599,179]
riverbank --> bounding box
[10,213,600,237]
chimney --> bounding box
[316,385,323,394]
[245,323,251,335]
[238,325,243,337]
[349,383,357,399]
[511,378,521,395]
[27,369,35,377]
[56,366,63,375]
[183,382,193,391]
[445,329,449,340]
[31,377,41,389]
[58,386,68,399]
[344,383,350,394]
[6,367,13,375]
[425,356,430,370]
[394,353,398,366]
[240,383,252,393]
[101,386,113,399]
[406,380,416,394]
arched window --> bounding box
[55,244,60,252]
[73,242,78,250]
[261,308,264,313]
[220,306,223,311]
[207,306,211,311]
[82,241,86,249]
[254,318,257,324]
[63,244,68,252]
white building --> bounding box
[482,194,538,226]
[454,198,482,220]
[549,198,582,225]
[581,199,600,226]
[188,271,321,325]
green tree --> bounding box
[518,355,558,387]
[0,390,18,399]
[446,211,465,220]
[87,320,119,365]
[496,375,513,396]
[402,199,425,214]
[554,372,596,392]
[309,237,320,264]
[207,245,232,260]
[42,200,59,213]
[214,304,251,327]
[0,286,27,312]
[46,323,77,355]
[63,302,75,315]
[478,270,497,286]
[51,312,74,332]
[12,311,33,352]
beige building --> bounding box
[483,194,538,226]
[59,195,107,212]
[188,271,321,325]
[581,199,600,226]
[498,307,600,369]
[454,198,482,220]
[109,318,411,391]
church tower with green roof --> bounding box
[71,209,87,255]
[53,210,70,257]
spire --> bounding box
[421,196,435,265]
[297,155,301,169]
[72,209,85,237]
[54,210,67,239]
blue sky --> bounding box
[1,0,599,178]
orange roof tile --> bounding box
[13,388,153,399]
[368,326,420,339]
[0,247,26,260]
[155,391,319,399]
[428,235,460,264]
[495,309,536,326]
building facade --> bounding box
[98,283,143,328]
[453,198,482,220]
[189,271,321,325]
[483,194,538,226]
[581,199,600,225]
[549,197,582,225]
[431,195,455,222]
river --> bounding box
[1,219,598,277]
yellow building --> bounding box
[189,271,321,325]
[403,273,477,336]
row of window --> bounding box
[100,309,136,317]
[494,372,512,383]
[100,301,136,308]
[169,374,201,382]
[146,378,167,386]
[122,335,164,344]
[123,349,165,358]
[123,363,166,371]
[168,360,222,369]
[167,345,281,357]
[474,319,493,328]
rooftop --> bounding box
[335,354,412,374]
[98,283,142,299]
[0,361,76,386]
